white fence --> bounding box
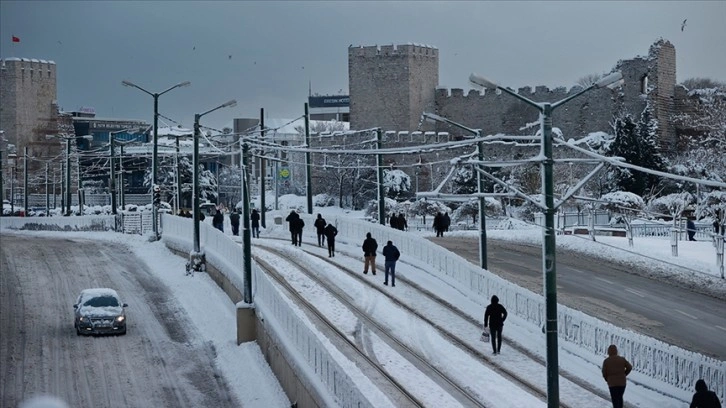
[534,210,611,229]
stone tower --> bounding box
[348,44,439,131]
[0,58,60,173]
[648,40,677,152]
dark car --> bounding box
[73,288,128,335]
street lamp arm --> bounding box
[159,81,192,97]
[422,112,481,136]
[121,80,154,97]
[551,84,596,109]
[199,100,237,118]
[470,73,541,111]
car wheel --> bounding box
[75,325,81,336]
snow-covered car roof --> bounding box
[79,288,120,300]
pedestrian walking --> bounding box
[324,223,338,257]
[314,213,327,247]
[602,344,632,408]
[443,212,451,232]
[212,209,224,232]
[389,213,399,230]
[382,240,400,287]
[250,208,260,238]
[294,217,305,246]
[484,295,508,354]
[690,379,722,408]
[362,232,378,275]
[398,213,408,231]
[433,212,445,237]
[687,219,697,241]
[230,209,241,236]
[285,210,300,245]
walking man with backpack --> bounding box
[382,240,400,287]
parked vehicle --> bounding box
[73,288,128,335]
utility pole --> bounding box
[65,138,71,216]
[304,103,312,214]
[242,141,252,303]
[376,128,384,225]
[110,136,117,214]
[24,147,28,216]
[260,108,266,228]
[45,163,49,215]
[478,141,488,269]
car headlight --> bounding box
[115,315,126,323]
[79,316,88,323]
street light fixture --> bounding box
[190,99,237,273]
[470,70,623,408]
[122,79,190,238]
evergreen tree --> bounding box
[605,105,665,197]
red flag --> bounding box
[12,35,20,43]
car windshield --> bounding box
[83,295,119,307]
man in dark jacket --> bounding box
[362,232,378,275]
[212,209,224,232]
[687,219,697,241]
[443,212,451,232]
[381,240,400,287]
[314,213,327,247]
[250,209,260,238]
[484,295,508,354]
[294,217,305,246]
[602,344,633,408]
[230,210,241,236]
[389,214,399,230]
[323,223,338,257]
[398,213,408,231]
[285,210,300,245]
[433,212,444,237]
[690,379,722,408]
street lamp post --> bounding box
[122,79,190,238]
[470,71,623,407]
[190,99,237,273]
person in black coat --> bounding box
[443,212,451,232]
[230,210,241,236]
[212,210,224,232]
[484,295,508,354]
[294,217,305,246]
[687,219,697,241]
[314,213,327,247]
[362,232,378,275]
[382,240,400,287]
[433,212,444,237]
[389,214,399,230]
[250,209,260,238]
[398,213,408,231]
[285,210,300,245]
[323,223,338,257]
[690,379,721,408]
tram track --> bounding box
[253,237,615,407]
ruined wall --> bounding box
[349,44,438,131]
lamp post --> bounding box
[8,151,17,214]
[46,134,93,216]
[190,99,237,272]
[122,79,190,238]
[470,71,623,407]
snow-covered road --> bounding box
[0,235,240,407]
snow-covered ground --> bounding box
[5,195,724,407]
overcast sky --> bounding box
[1,1,724,131]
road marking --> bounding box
[625,288,646,298]
[716,325,726,332]
[675,309,698,319]
[595,277,613,285]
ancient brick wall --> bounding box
[0,58,60,180]
[348,44,438,131]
